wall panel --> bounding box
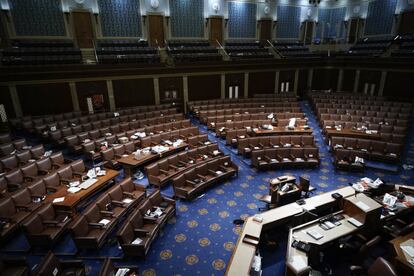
[312,69,339,91]
[188,75,221,101]
[342,70,356,92]
[170,0,204,38]
[228,2,257,38]
[248,72,275,96]
[112,79,155,108]
[10,0,65,36]
[276,5,301,39]
[76,81,109,112]
[17,83,72,116]
[97,0,142,37]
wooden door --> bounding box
[304,21,314,45]
[72,12,94,48]
[209,17,223,45]
[148,15,165,47]
[259,19,272,43]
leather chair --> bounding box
[0,197,30,241]
[70,206,117,250]
[82,141,101,162]
[35,251,86,276]
[0,257,29,276]
[30,145,45,159]
[0,155,20,172]
[21,163,43,182]
[350,257,397,276]
[99,258,138,275]
[42,173,62,193]
[298,176,312,198]
[21,204,71,247]
[102,148,121,170]
[383,219,414,238]
[50,152,70,168]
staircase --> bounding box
[81,48,97,65]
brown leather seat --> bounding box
[35,251,86,276]
[22,204,71,247]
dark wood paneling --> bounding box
[225,73,244,98]
[113,79,155,107]
[17,83,72,116]
[384,72,414,100]
[398,10,414,35]
[159,77,183,101]
[358,70,381,94]
[210,17,223,45]
[312,69,339,91]
[259,20,272,43]
[148,15,165,47]
[248,71,275,96]
[72,12,94,48]
[342,69,356,92]
[76,81,109,112]
[0,86,15,118]
[188,75,220,101]
[297,70,309,97]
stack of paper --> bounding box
[99,219,111,225]
[123,198,133,204]
[132,237,143,245]
[53,197,65,203]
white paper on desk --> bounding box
[370,178,383,188]
[132,237,142,245]
[401,245,414,257]
[68,187,81,194]
[355,201,370,211]
[99,219,110,225]
[115,268,130,276]
[383,193,397,207]
[123,198,133,204]
[53,197,65,203]
[291,256,307,271]
[87,169,97,179]
[288,118,296,128]
[352,183,365,192]
[361,177,372,183]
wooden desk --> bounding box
[390,232,414,274]
[118,143,187,176]
[225,186,355,276]
[325,128,381,140]
[252,127,313,137]
[286,193,382,276]
[45,169,119,212]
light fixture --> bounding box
[150,0,159,9]
[212,2,220,13]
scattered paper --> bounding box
[53,197,65,203]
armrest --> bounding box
[160,169,169,175]
[56,210,72,215]
[100,210,114,217]
[186,180,197,187]
[133,228,150,236]
[264,156,271,162]
[219,165,227,171]
[15,205,29,211]
[178,161,188,166]
[290,154,295,160]
[208,169,216,175]
[88,222,104,228]
[112,200,125,206]
[162,197,175,204]
[42,220,60,226]
[197,174,206,180]
[114,154,123,159]
[122,191,135,197]
[143,216,158,223]
[169,164,179,170]
[24,176,34,182]
[46,187,58,193]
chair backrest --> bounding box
[367,257,397,276]
[299,176,310,192]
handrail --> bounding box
[267,39,283,58]
[92,39,99,64]
[216,39,229,58]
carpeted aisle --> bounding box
[1,100,413,275]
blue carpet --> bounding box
[1,100,414,275]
